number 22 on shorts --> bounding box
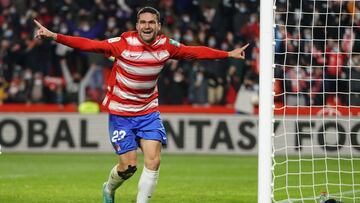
[111,130,126,142]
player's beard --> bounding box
[140,29,157,44]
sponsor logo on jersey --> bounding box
[169,39,180,47]
[108,37,121,43]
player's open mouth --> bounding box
[142,30,153,37]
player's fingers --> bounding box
[34,30,40,38]
[33,19,44,29]
[239,51,245,59]
[241,43,250,50]
[35,30,43,39]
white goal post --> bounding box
[258,0,274,202]
[259,0,360,202]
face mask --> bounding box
[221,42,229,50]
[314,12,319,22]
[208,38,216,47]
[108,20,116,29]
[60,25,68,34]
[9,7,16,14]
[9,86,19,94]
[173,32,181,41]
[53,17,60,26]
[174,72,183,82]
[250,16,257,23]
[356,13,360,21]
[182,15,190,23]
[20,17,27,26]
[184,35,193,42]
[24,71,32,80]
[2,23,8,30]
[239,6,247,13]
[295,9,301,21]
[82,24,90,32]
[35,79,42,86]
[197,72,204,82]
[4,29,13,38]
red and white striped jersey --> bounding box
[56,31,228,116]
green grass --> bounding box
[0,153,258,203]
[273,156,360,202]
[2,153,359,203]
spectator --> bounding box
[225,65,241,106]
[188,62,208,105]
[2,0,254,107]
[349,54,360,106]
[324,38,347,105]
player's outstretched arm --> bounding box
[228,43,249,59]
[34,19,57,40]
[171,42,250,60]
[34,19,119,55]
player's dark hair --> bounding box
[137,7,160,23]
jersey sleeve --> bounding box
[56,34,124,57]
[167,39,229,60]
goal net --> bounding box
[271,0,360,202]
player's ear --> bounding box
[157,22,161,31]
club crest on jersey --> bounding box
[108,37,121,43]
[170,39,180,47]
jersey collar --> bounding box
[136,32,162,48]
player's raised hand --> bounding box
[228,43,250,59]
[34,19,57,40]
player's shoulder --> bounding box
[158,34,181,48]
[120,31,143,46]
[105,31,135,44]
[107,36,122,44]
[121,31,137,38]
[151,34,168,47]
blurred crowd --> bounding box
[1,0,359,111]
[274,0,360,107]
[0,0,260,109]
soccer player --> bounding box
[34,6,249,203]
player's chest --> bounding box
[120,45,170,62]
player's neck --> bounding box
[137,33,159,45]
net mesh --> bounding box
[272,0,360,202]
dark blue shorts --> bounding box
[108,111,167,155]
